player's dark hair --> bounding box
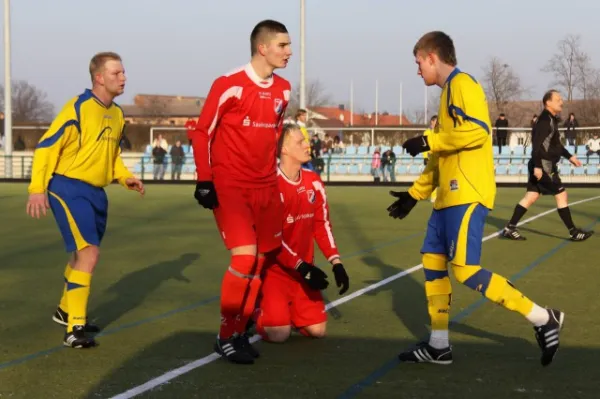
[430,115,438,122]
[413,31,457,66]
[250,20,288,56]
[277,124,299,157]
[89,52,122,83]
[543,89,559,106]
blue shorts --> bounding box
[47,174,108,252]
[421,203,489,266]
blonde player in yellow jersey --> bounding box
[386,31,564,367]
[422,115,437,202]
[26,52,144,349]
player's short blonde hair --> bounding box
[413,31,457,66]
[277,124,301,157]
[89,52,122,83]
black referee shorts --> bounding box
[525,159,565,195]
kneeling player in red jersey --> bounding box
[255,125,350,342]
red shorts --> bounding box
[257,269,327,329]
[213,184,283,254]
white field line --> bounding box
[110,195,600,399]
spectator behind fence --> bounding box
[332,135,345,154]
[585,133,600,163]
[371,147,381,183]
[564,113,578,147]
[170,140,185,180]
[153,134,168,151]
[495,113,509,153]
[152,142,167,180]
[381,149,396,182]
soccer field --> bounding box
[1,183,599,398]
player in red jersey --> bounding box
[190,20,292,365]
[255,124,350,343]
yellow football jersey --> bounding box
[409,69,496,210]
[422,128,433,159]
[29,89,133,194]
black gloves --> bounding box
[332,263,349,295]
[387,191,418,219]
[403,135,430,157]
[194,181,219,209]
[296,262,329,290]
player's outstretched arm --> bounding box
[27,103,78,218]
[112,146,144,195]
[311,178,349,294]
[407,154,438,201]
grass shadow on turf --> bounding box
[89,253,199,329]
[81,332,600,399]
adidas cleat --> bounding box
[534,308,565,367]
[63,325,97,349]
[569,228,594,242]
[398,342,453,365]
[214,336,255,365]
[52,307,100,333]
[501,226,526,241]
[238,333,260,359]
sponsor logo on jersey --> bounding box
[243,116,251,126]
[259,91,272,99]
[287,214,295,224]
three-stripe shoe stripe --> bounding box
[220,342,236,356]
[544,329,560,348]
[414,348,434,362]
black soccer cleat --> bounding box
[569,228,594,242]
[214,336,255,365]
[398,342,453,365]
[501,226,526,241]
[534,309,565,367]
[238,333,260,359]
[52,307,100,333]
[63,325,97,349]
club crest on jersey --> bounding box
[450,179,459,191]
[307,189,316,203]
[274,98,283,115]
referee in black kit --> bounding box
[502,89,594,242]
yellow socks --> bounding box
[423,253,451,348]
[66,269,92,332]
[59,263,73,312]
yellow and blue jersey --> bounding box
[28,89,133,194]
[409,68,496,211]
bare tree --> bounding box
[482,57,524,112]
[542,34,583,101]
[0,80,54,122]
[287,79,332,117]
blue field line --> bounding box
[338,219,598,399]
[0,231,423,371]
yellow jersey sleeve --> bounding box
[28,98,80,194]
[427,74,491,153]
[409,152,438,200]
[422,128,432,159]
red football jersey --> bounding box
[191,63,291,188]
[267,167,340,280]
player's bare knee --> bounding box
[231,245,258,257]
[521,192,539,207]
[264,326,291,343]
[303,323,327,338]
[74,245,100,273]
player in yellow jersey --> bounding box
[422,115,438,202]
[386,31,564,367]
[26,52,144,349]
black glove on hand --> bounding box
[387,191,418,219]
[194,181,219,209]
[296,262,329,291]
[403,135,430,157]
[332,263,349,295]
